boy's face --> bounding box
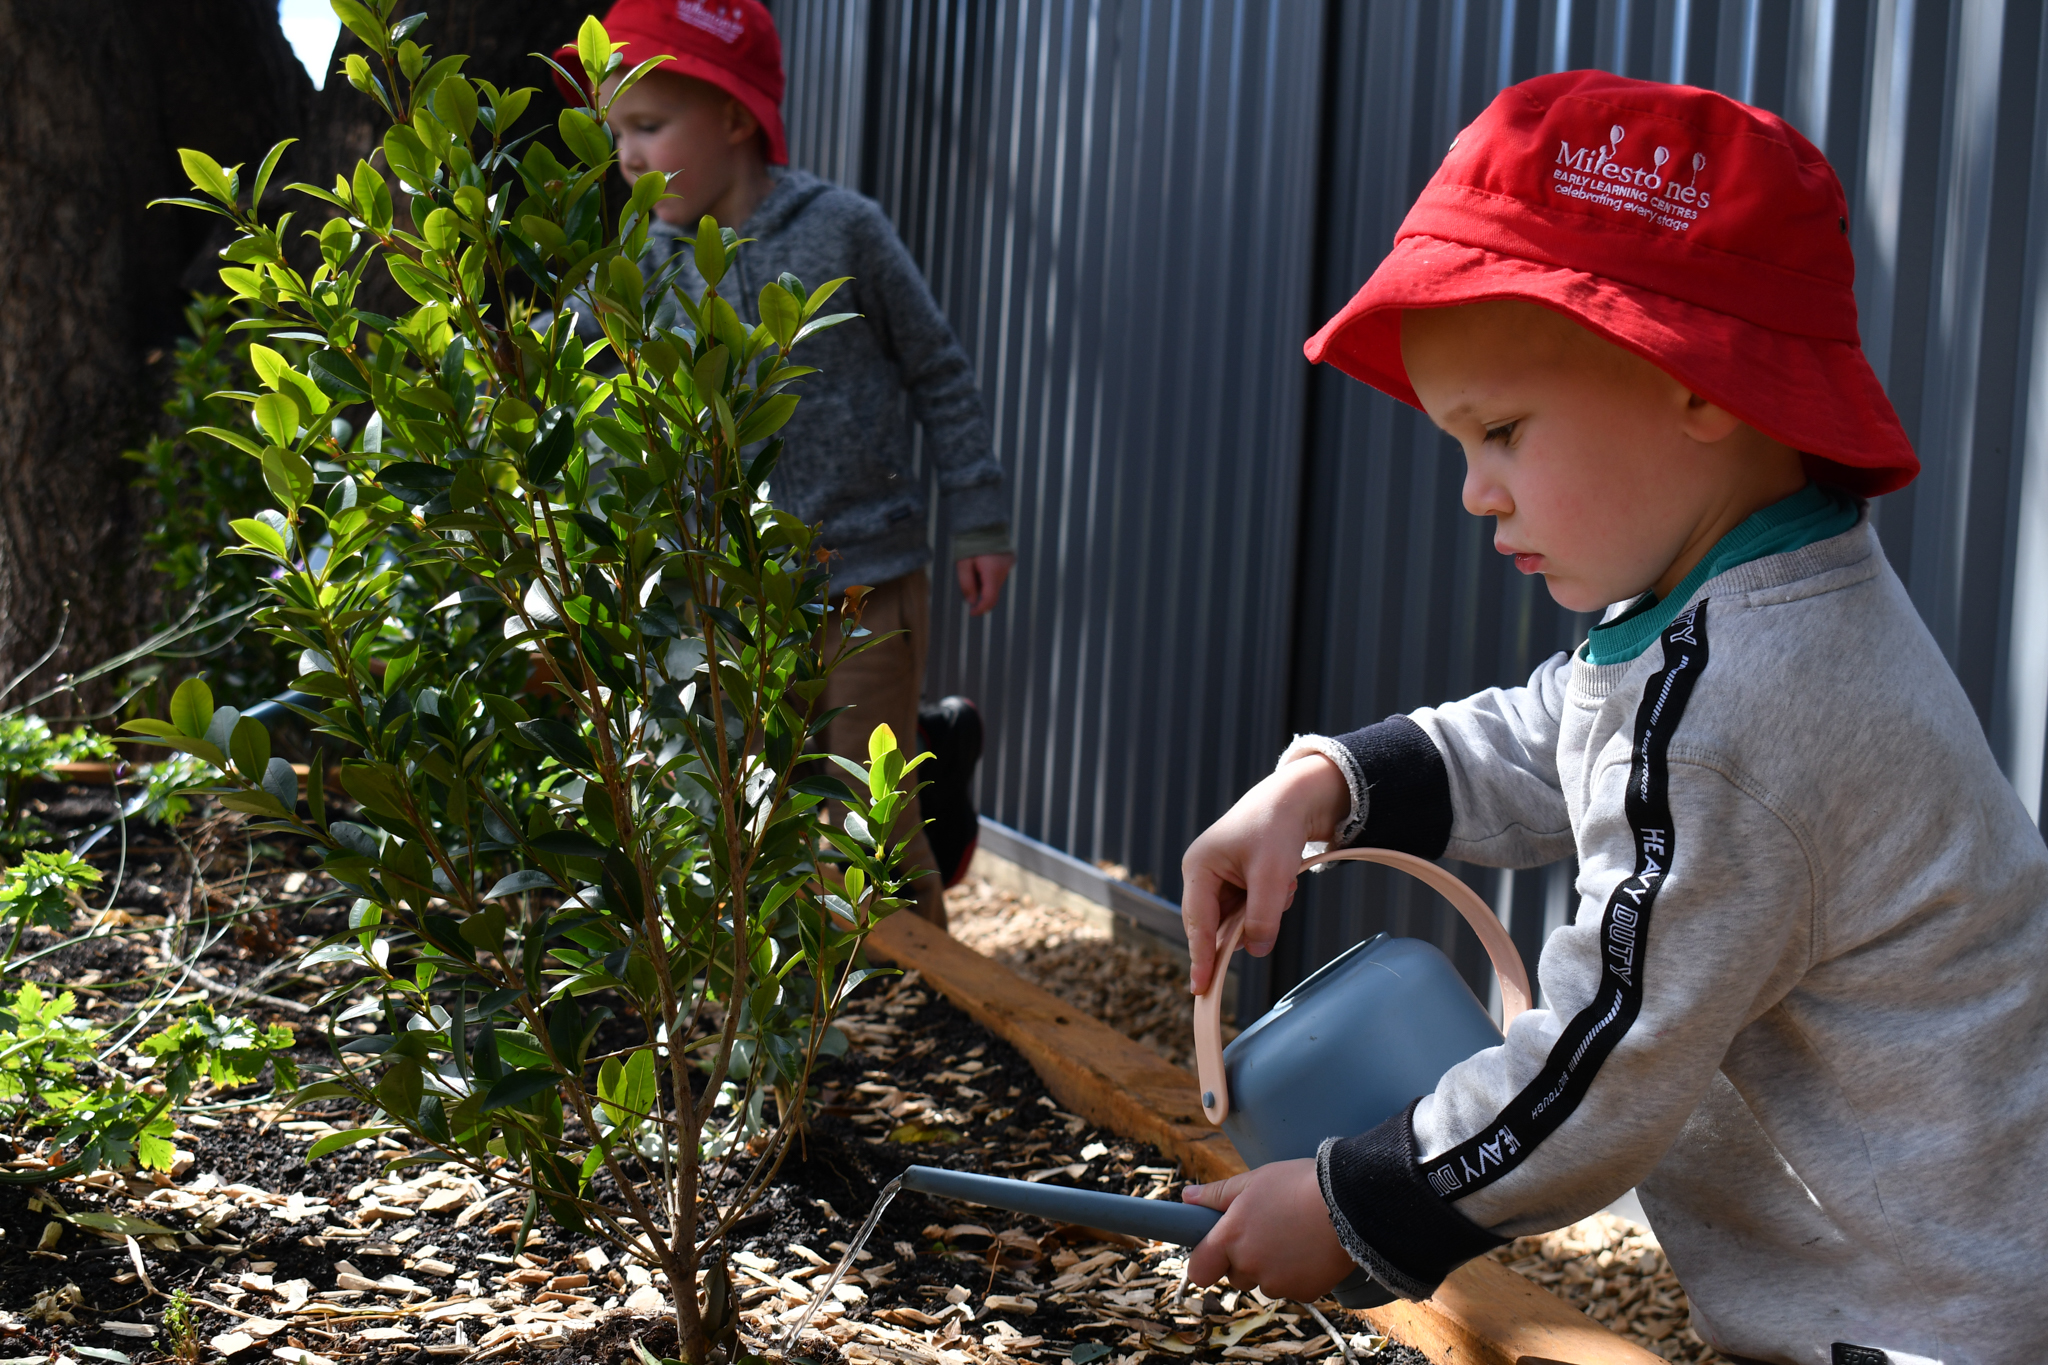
[602,68,761,226]
[1400,300,1800,614]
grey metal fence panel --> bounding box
[783,0,1329,904]
[774,0,2048,1015]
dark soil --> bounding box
[0,788,1419,1365]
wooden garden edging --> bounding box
[865,911,1661,1365]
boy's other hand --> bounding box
[1182,1159,1356,1300]
[1181,755,1349,994]
[956,553,1015,616]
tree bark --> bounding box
[0,0,307,710]
[0,0,591,712]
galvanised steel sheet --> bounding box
[774,0,2048,1015]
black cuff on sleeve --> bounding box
[1317,1101,1506,1300]
[1331,716,1452,858]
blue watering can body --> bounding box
[1219,932,1506,1170]
[902,848,1532,1311]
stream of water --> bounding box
[778,1173,904,1356]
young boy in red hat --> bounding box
[555,1,1015,928]
[1176,72,2048,1363]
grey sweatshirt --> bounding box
[1287,517,2048,1364]
[636,169,1009,590]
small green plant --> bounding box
[140,8,920,1360]
[0,717,114,850]
[0,853,296,1180]
[0,850,100,955]
[162,1287,200,1363]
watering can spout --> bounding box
[898,1165,1220,1245]
[897,1166,1393,1308]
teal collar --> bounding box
[1582,484,1860,666]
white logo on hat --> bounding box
[676,0,745,43]
[1550,120,1713,232]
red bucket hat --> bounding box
[1306,71,1917,496]
[554,0,788,166]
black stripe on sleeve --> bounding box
[1331,715,1453,858]
[1318,601,1711,1297]
[1421,599,1709,1199]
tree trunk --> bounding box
[0,0,307,711]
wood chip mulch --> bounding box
[944,868,1733,1364]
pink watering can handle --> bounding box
[1194,847,1534,1126]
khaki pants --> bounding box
[821,569,945,928]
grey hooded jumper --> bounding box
[638,169,1009,590]
[1287,517,2048,1364]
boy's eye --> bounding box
[1483,420,1519,445]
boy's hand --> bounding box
[1181,755,1350,994]
[1182,1159,1357,1300]
[956,553,1015,615]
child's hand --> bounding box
[1182,1159,1357,1300]
[956,553,1015,616]
[1181,755,1350,994]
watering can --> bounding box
[901,848,1532,1308]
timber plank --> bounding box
[865,911,1661,1365]
[866,910,1243,1181]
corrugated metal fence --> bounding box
[768,0,2048,1016]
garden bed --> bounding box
[0,786,1422,1365]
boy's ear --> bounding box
[725,98,763,150]
[1682,391,1747,445]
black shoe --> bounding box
[917,695,983,888]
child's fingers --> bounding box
[1180,1171,1253,1210]
[1238,852,1298,958]
[1182,1175,1253,1288]
[1180,865,1246,994]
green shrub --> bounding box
[141,8,917,1358]
[124,295,296,705]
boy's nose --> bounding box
[1461,457,1511,519]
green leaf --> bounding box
[736,392,799,445]
[262,757,300,812]
[190,425,263,458]
[422,206,462,254]
[249,342,290,390]
[481,1067,562,1112]
[557,108,613,170]
[352,159,393,235]
[575,13,620,89]
[376,1060,423,1121]
[516,719,593,770]
[386,256,451,305]
[307,1126,391,1160]
[383,126,436,191]
[692,214,727,288]
[230,517,291,560]
[431,76,480,140]
[459,905,508,953]
[170,677,215,739]
[262,447,316,510]
[528,830,606,858]
[307,349,369,400]
[329,0,387,53]
[251,137,297,208]
[178,148,237,206]
[254,392,299,447]
[230,716,271,780]
[483,870,555,900]
[525,405,577,485]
